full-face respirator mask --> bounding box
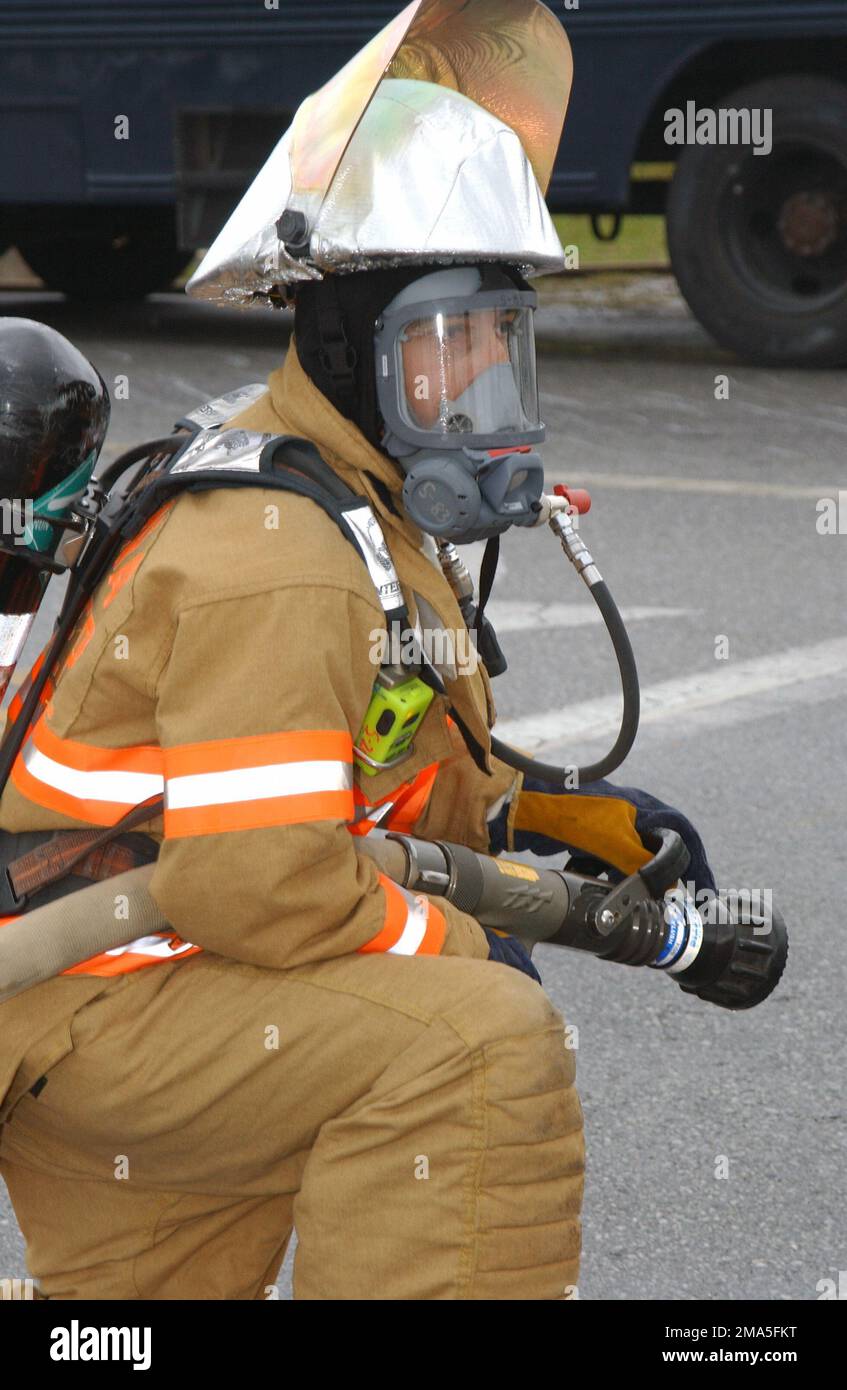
[373,267,546,543]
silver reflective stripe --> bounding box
[343,505,403,613]
[170,428,275,475]
[388,886,431,956]
[182,383,268,429]
[165,760,353,810]
[104,935,198,960]
[0,613,35,669]
[22,739,164,805]
[353,800,395,826]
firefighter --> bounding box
[0,1,712,1300]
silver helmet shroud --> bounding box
[185,0,573,305]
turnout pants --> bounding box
[0,951,584,1300]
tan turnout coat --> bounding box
[0,341,584,1300]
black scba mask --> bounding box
[373,267,545,543]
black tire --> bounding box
[666,75,847,367]
[17,207,193,302]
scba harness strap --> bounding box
[138,406,451,699]
[147,426,411,635]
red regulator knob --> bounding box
[553,483,592,515]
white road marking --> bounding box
[486,600,694,633]
[541,470,836,501]
[541,388,847,438]
[495,636,847,752]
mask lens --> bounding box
[394,303,540,439]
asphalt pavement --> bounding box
[1,272,845,1301]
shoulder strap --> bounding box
[134,429,412,632]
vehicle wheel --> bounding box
[666,76,847,366]
[17,207,193,301]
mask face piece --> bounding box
[374,274,546,543]
[376,289,542,452]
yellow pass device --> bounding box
[354,665,435,776]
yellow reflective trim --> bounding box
[494,859,539,881]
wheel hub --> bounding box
[777,190,839,258]
[720,142,847,306]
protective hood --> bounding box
[186,0,573,307]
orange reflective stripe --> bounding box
[358,874,408,953]
[45,501,176,679]
[349,784,393,838]
[7,643,53,724]
[63,603,95,672]
[0,915,202,980]
[10,718,164,824]
[60,937,202,978]
[103,552,144,609]
[164,790,352,838]
[348,816,379,838]
[116,499,176,564]
[97,499,177,614]
[358,873,447,956]
[8,764,155,825]
[31,719,163,774]
[10,722,355,833]
[163,729,350,778]
[162,729,354,838]
[348,760,440,839]
[11,664,56,724]
[100,500,177,612]
[383,762,439,833]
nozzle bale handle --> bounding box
[637,827,691,898]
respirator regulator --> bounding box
[374,267,545,543]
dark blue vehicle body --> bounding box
[2,1,846,220]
